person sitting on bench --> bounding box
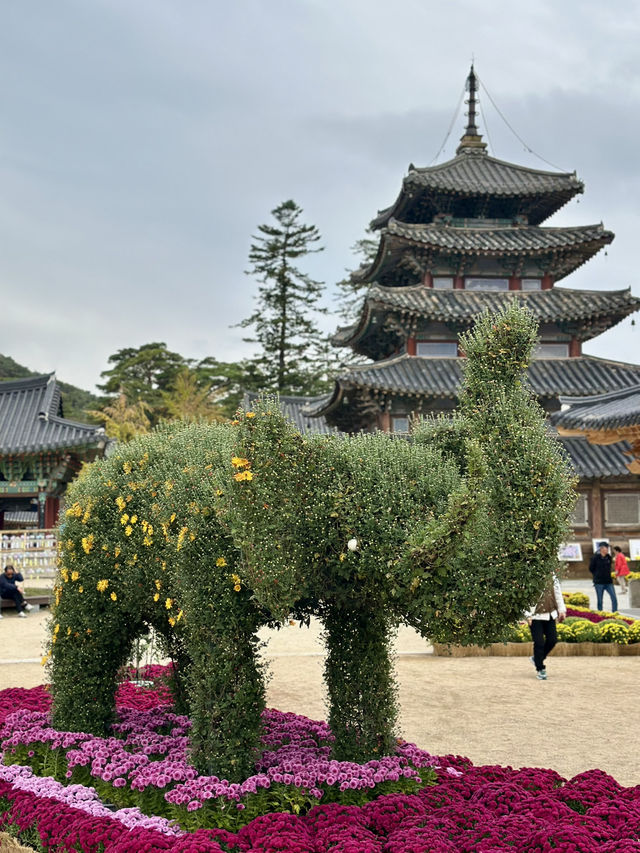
[0,565,33,619]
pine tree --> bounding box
[334,231,378,322]
[240,200,330,395]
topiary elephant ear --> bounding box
[224,401,323,621]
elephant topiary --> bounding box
[50,302,575,778]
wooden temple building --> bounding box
[291,67,640,574]
[0,373,108,529]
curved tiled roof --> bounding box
[372,151,583,229]
[551,384,640,432]
[559,436,635,479]
[408,154,581,197]
[0,374,106,455]
[333,286,640,348]
[387,219,611,255]
[354,221,613,286]
[305,355,640,416]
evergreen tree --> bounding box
[334,231,378,322]
[240,200,330,395]
[97,342,187,421]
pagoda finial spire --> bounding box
[456,64,487,155]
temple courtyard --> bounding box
[2,580,638,788]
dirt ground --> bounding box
[2,609,638,787]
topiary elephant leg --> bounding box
[50,625,138,736]
[185,623,266,781]
[322,601,397,763]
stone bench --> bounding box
[0,594,51,612]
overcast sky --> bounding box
[1,0,640,393]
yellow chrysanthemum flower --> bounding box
[110,592,117,601]
[231,456,250,469]
[96,579,109,593]
[216,557,227,567]
[165,598,173,609]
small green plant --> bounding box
[597,622,630,644]
[563,592,590,607]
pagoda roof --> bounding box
[305,354,640,417]
[333,285,640,352]
[371,152,584,229]
[551,384,640,433]
[0,373,107,455]
[355,221,613,286]
[558,436,636,479]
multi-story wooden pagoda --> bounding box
[298,67,640,572]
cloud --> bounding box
[0,0,638,390]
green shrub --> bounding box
[566,620,598,643]
[597,622,630,644]
[563,592,590,607]
[556,621,576,643]
[628,621,640,643]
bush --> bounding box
[570,619,599,643]
[563,592,590,607]
[597,622,630,644]
[628,621,640,644]
[555,621,575,642]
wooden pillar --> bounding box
[379,411,391,433]
[453,276,464,290]
[407,336,417,356]
[569,337,582,357]
[541,274,553,290]
[590,482,603,540]
[44,496,59,529]
[508,276,520,291]
[423,272,433,287]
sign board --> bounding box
[629,539,640,561]
[558,542,583,562]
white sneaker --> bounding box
[17,611,27,618]
[24,603,33,612]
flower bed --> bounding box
[434,596,640,655]
[2,672,640,851]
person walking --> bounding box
[613,545,630,594]
[589,542,618,612]
[526,574,566,681]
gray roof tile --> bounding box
[552,384,640,431]
[386,219,611,255]
[243,392,336,435]
[0,374,106,455]
[559,436,635,478]
[305,355,640,416]
[334,286,639,347]
[372,152,583,228]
